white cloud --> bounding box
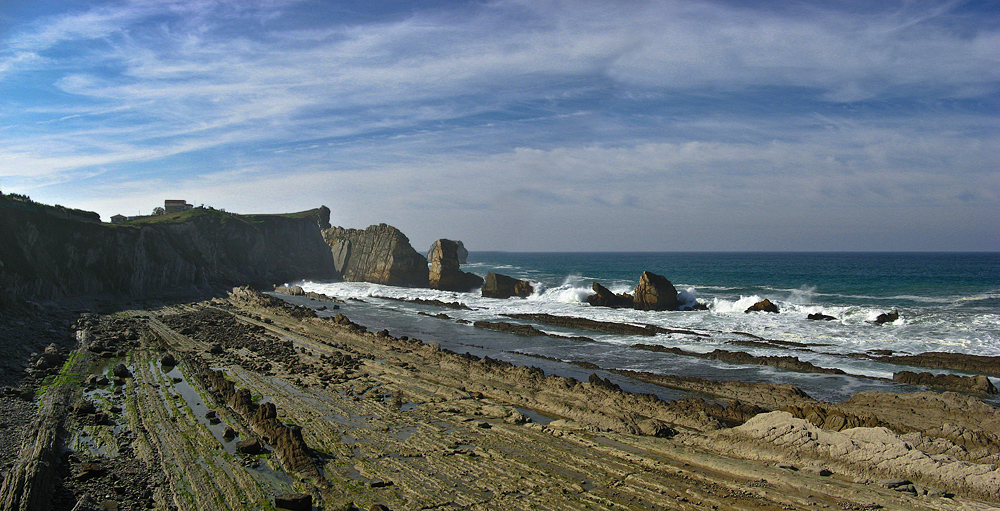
[1,0,997,250]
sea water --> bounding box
[296,252,1000,404]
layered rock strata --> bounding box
[322,224,429,287]
[0,203,337,301]
[427,239,483,292]
[481,272,534,299]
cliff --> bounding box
[0,201,338,302]
[322,224,429,287]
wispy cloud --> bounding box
[0,0,997,250]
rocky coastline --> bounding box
[2,202,999,510]
[1,286,997,510]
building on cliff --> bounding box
[164,199,194,214]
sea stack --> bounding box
[481,272,534,299]
[632,271,681,311]
[428,239,484,292]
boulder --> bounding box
[427,239,484,292]
[745,299,779,314]
[274,493,312,511]
[632,271,680,311]
[481,272,534,299]
[112,363,131,378]
[586,282,633,308]
[874,309,899,324]
[807,313,836,321]
[235,438,264,455]
[159,352,176,366]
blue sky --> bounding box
[1,0,997,251]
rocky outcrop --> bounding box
[893,371,997,395]
[322,224,428,287]
[874,310,899,324]
[427,239,483,292]
[874,352,1000,377]
[745,299,779,313]
[204,368,317,476]
[481,272,533,299]
[586,283,633,308]
[632,271,680,311]
[428,240,468,264]
[0,202,337,301]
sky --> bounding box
[1,0,998,252]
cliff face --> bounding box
[0,203,338,301]
[322,224,429,287]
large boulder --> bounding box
[586,282,633,308]
[632,271,680,311]
[322,224,429,287]
[427,239,484,292]
[481,272,533,299]
[745,299,779,313]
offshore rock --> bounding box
[428,239,468,264]
[428,239,483,292]
[586,282,633,308]
[632,271,680,311]
[893,371,997,395]
[745,299,779,313]
[481,272,534,299]
[0,201,337,301]
[874,309,899,324]
[323,223,429,287]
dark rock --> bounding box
[235,438,264,455]
[481,272,534,299]
[874,351,1000,377]
[323,223,429,287]
[874,309,899,324]
[274,493,312,511]
[637,418,677,438]
[209,343,225,354]
[632,271,680,311]
[801,466,832,476]
[586,282,633,308]
[428,239,484,292]
[745,299,779,314]
[159,352,176,366]
[892,371,997,394]
[223,427,237,439]
[75,461,105,481]
[112,363,131,378]
[0,204,337,301]
[807,313,836,321]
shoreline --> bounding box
[0,287,998,510]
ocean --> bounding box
[295,252,1000,404]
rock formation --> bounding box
[322,223,429,287]
[586,282,633,308]
[632,271,680,311]
[427,239,483,292]
[874,309,899,324]
[481,272,534,299]
[745,299,779,313]
[0,201,337,301]
[892,370,997,395]
[428,240,468,264]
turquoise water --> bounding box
[299,252,1000,403]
